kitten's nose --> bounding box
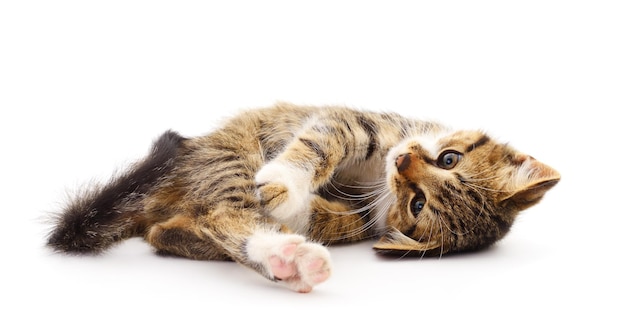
[396,153,411,172]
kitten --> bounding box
[47,103,560,293]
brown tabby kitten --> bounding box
[47,103,560,292]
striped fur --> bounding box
[47,103,560,292]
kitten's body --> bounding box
[48,103,559,292]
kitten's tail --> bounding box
[47,130,186,254]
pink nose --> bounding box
[396,153,411,172]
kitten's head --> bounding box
[374,128,560,256]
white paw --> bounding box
[255,161,312,221]
[246,231,332,293]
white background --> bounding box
[1,1,624,334]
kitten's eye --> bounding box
[409,193,427,217]
[437,150,462,169]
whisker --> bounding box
[333,178,388,189]
[461,180,506,193]
[315,181,394,242]
[323,189,392,216]
[345,192,393,237]
[325,180,387,201]
[437,211,445,259]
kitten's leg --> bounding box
[255,120,350,222]
[255,111,385,225]
[306,196,375,244]
[146,208,331,293]
[198,207,331,293]
[145,214,231,260]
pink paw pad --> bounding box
[281,243,298,257]
[268,243,299,280]
[302,258,330,284]
[269,255,296,279]
[246,232,332,293]
[307,258,324,271]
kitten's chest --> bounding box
[324,157,389,232]
[327,156,388,200]
[336,157,385,185]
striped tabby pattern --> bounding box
[47,103,560,292]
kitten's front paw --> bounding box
[255,161,312,221]
[246,231,332,293]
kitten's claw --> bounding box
[246,231,332,293]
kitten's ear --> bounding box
[373,229,444,256]
[500,155,561,211]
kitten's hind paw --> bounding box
[246,231,332,293]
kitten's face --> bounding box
[374,129,560,256]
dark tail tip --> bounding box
[46,130,186,254]
[46,188,126,254]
